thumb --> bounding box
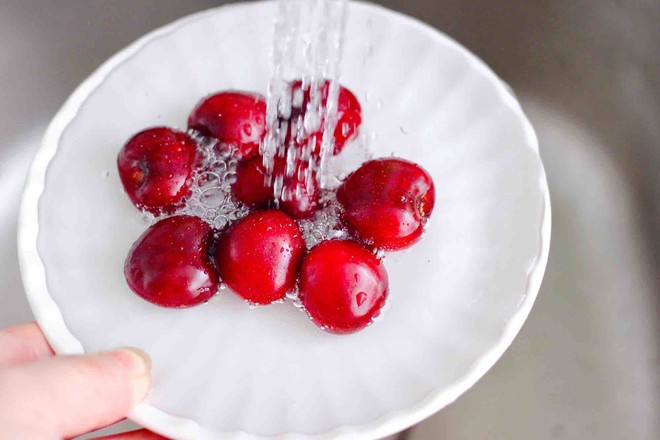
[0,348,151,440]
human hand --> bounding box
[0,322,164,439]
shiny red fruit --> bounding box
[275,157,321,219]
[231,155,320,219]
[215,210,306,305]
[125,215,219,308]
[337,158,435,250]
[117,127,197,214]
[278,174,320,219]
[231,155,272,208]
[299,239,388,334]
[188,91,266,159]
[285,80,361,155]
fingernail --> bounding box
[117,347,151,376]
[115,347,152,407]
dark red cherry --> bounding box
[299,239,388,334]
[232,156,320,219]
[117,127,197,214]
[337,158,435,250]
[125,215,219,308]
[188,91,266,159]
[215,210,306,305]
[231,155,272,208]
[284,80,361,155]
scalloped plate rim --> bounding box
[17,1,551,439]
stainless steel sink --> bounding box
[1,1,657,439]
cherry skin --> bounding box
[231,155,271,209]
[285,80,361,155]
[231,155,320,219]
[278,172,320,219]
[117,127,197,214]
[299,239,389,334]
[337,158,435,251]
[274,157,320,219]
[215,210,306,305]
[124,215,219,308]
[188,91,266,159]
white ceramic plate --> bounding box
[18,1,550,439]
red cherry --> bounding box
[124,215,219,308]
[117,127,197,214]
[232,155,320,219]
[188,91,266,159]
[337,158,435,250]
[284,80,361,155]
[278,175,320,219]
[231,155,272,208]
[299,239,388,334]
[215,210,306,305]
[275,157,320,219]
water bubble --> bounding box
[191,205,205,217]
[214,216,229,230]
[286,288,300,300]
[138,211,156,225]
[171,132,251,229]
[296,192,350,249]
[199,187,225,208]
[202,171,220,184]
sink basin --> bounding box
[1,1,657,439]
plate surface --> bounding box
[19,1,550,439]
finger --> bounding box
[0,322,54,366]
[95,428,169,440]
[0,348,151,439]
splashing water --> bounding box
[261,0,348,198]
[296,190,349,248]
[175,132,251,230]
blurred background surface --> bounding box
[0,1,658,439]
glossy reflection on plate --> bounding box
[19,1,550,439]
